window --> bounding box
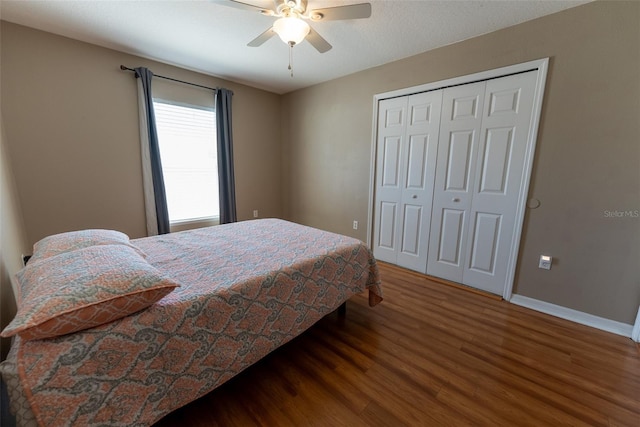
[153,101,218,225]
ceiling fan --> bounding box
[216,0,372,75]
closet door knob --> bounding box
[412,195,417,199]
[452,198,460,202]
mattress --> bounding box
[0,219,382,426]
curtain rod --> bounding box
[120,65,217,92]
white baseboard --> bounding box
[509,294,636,341]
[632,306,640,342]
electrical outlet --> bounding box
[353,220,358,230]
[253,210,259,218]
[539,255,552,270]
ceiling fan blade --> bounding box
[309,3,371,21]
[306,28,332,53]
[248,27,276,47]
[213,0,275,15]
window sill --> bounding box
[170,217,219,233]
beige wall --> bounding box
[1,113,29,360]
[1,22,282,246]
[282,1,640,324]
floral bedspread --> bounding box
[6,219,382,426]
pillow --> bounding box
[1,245,178,341]
[29,229,146,264]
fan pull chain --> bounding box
[288,41,294,77]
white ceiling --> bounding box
[0,0,589,94]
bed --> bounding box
[0,218,382,426]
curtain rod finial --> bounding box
[120,65,128,71]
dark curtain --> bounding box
[135,67,171,234]
[215,88,237,224]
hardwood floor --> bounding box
[155,262,640,426]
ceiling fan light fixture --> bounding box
[273,16,310,45]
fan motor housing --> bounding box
[281,0,307,15]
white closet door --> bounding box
[373,92,442,271]
[427,82,486,282]
[373,97,408,264]
[371,60,547,296]
[396,91,443,272]
[463,71,538,293]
